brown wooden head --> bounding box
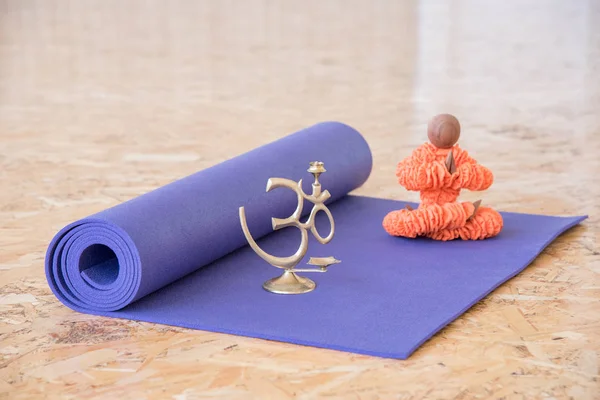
[427,114,461,149]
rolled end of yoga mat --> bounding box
[45,121,373,312]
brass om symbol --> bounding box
[238,176,335,271]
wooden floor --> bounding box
[1,1,599,399]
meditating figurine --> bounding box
[382,114,503,241]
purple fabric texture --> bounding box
[45,122,586,359]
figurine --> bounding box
[382,114,503,241]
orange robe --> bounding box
[382,142,503,241]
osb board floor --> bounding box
[0,1,599,399]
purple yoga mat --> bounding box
[46,122,586,359]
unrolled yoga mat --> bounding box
[45,122,587,359]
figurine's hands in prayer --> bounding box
[447,167,462,190]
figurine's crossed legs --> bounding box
[429,205,503,241]
[383,201,503,241]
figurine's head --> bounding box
[427,114,460,149]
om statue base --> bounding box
[263,271,316,295]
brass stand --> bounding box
[263,271,316,294]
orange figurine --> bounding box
[382,114,503,241]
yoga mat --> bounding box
[45,122,587,359]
